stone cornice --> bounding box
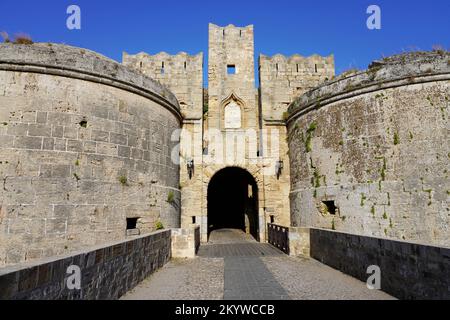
[287,51,450,125]
[0,43,183,122]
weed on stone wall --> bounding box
[393,132,400,145]
[167,191,175,203]
[155,221,164,230]
[360,193,367,206]
[119,175,128,186]
[305,121,317,152]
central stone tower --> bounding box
[207,23,258,132]
[202,24,264,242]
[123,23,334,244]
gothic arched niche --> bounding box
[224,102,241,129]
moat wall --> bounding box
[287,51,450,247]
[0,230,171,300]
[0,43,182,266]
[310,228,450,300]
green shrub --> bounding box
[393,132,400,145]
[167,191,175,203]
[304,122,317,152]
[119,175,128,186]
[155,221,164,230]
[360,193,367,206]
[13,33,33,44]
[313,168,321,188]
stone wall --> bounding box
[287,51,450,246]
[122,51,203,120]
[287,227,310,257]
[0,230,171,300]
[259,53,334,121]
[258,54,334,230]
[310,228,450,300]
[171,225,200,258]
[0,43,182,265]
[207,23,257,131]
[122,39,205,243]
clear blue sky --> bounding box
[1,0,449,85]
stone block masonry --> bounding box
[171,225,201,258]
[310,228,450,300]
[0,230,171,300]
[123,51,203,120]
[125,24,335,243]
[287,51,450,247]
[0,43,182,266]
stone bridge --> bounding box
[1,226,449,300]
[122,229,392,300]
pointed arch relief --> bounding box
[222,93,245,129]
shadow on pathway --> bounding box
[121,229,394,300]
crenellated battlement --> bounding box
[123,51,203,76]
[208,23,254,42]
[123,51,203,119]
[259,52,335,122]
[259,53,334,76]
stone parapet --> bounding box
[310,228,450,300]
[171,225,201,258]
[0,230,171,300]
[0,43,181,121]
[288,51,450,122]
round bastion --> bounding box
[0,43,182,265]
[287,51,450,246]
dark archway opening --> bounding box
[207,167,259,241]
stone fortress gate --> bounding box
[124,23,334,243]
[0,23,448,270]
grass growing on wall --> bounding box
[119,175,128,186]
[393,132,400,145]
[155,221,164,230]
[167,191,175,203]
[305,121,317,152]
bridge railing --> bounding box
[0,229,171,300]
[267,223,290,255]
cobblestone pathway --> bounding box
[121,229,394,300]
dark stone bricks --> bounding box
[310,228,450,300]
[0,230,171,300]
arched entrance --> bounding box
[207,167,259,241]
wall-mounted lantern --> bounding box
[275,159,284,180]
[187,159,194,179]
